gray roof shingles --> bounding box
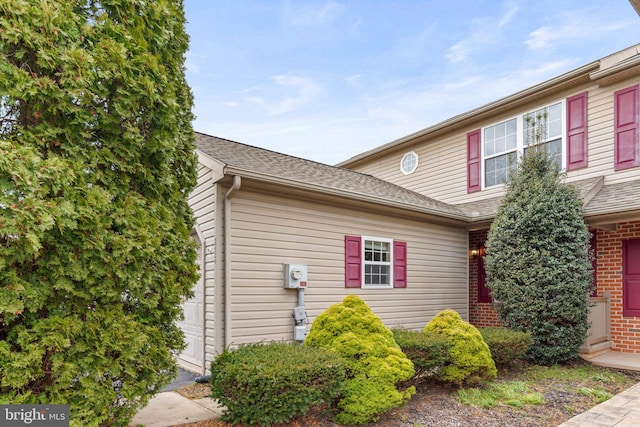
[195,132,468,220]
[195,132,640,224]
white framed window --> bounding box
[483,100,565,188]
[362,236,393,288]
[400,151,419,175]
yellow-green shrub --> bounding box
[423,310,497,386]
[305,295,415,425]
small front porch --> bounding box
[580,291,640,372]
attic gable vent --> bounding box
[400,151,419,175]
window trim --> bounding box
[400,151,419,175]
[481,99,566,189]
[361,235,394,289]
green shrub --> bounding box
[484,132,592,365]
[423,310,497,386]
[392,328,451,381]
[480,327,532,368]
[210,342,345,426]
[0,1,198,425]
[305,295,415,425]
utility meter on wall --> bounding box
[283,264,308,288]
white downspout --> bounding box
[224,175,241,347]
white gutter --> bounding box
[224,175,241,348]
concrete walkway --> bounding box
[557,350,640,427]
[130,392,223,427]
[130,368,223,427]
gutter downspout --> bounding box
[224,175,241,348]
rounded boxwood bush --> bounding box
[392,328,451,381]
[210,342,345,426]
[480,327,532,368]
[305,295,415,425]
[423,309,497,386]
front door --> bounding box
[623,239,640,317]
[176,233,205,371]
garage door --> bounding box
[177,234,204,370]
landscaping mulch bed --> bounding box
[176,359,640,427]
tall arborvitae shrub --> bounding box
[483,118,592,365]
[0,1,198,425]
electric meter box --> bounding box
[294,325,307,341]
[283,264,308,288]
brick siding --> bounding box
[594,221,640,353]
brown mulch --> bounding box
[175,360,640,427]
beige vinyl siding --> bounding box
[350,76,640,206]
[189,164,220,369]
[226,190,468,346]
[565,78,640,185]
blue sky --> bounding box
[184,1,640,165]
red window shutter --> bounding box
[393,241,407,288]
[622,239,640,317]
[467,129,481,193]
[566,91,588,170]
[477,249,491,303]
[345,235,362,288]
[614,85,640,171]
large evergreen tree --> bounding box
[484,124,592,365]
[0,1,198,425]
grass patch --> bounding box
[522,362,630,386]
[577,387,612,403]
[458,381,544,408]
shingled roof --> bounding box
[195,132,640,226]
[585,179,640,217]
[195,132,469,221]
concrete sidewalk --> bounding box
[130,392,223,427]
[557,382,640,427]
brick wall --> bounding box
[468,229,502,328]
[594,221,640,354]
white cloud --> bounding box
[282,1,346,27]
[526,14,629,50]
[248,73,326,116]
[444,5,517,64]
[446,41,469,64]
[498,4,519,28]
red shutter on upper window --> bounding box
[614,85,640,171]
[467,129,481,193]
[566,91,588,170]
[345,235,362,288]
[393,241,407,288]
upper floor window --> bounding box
[400,151,419,175]
[483,101,564,188]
